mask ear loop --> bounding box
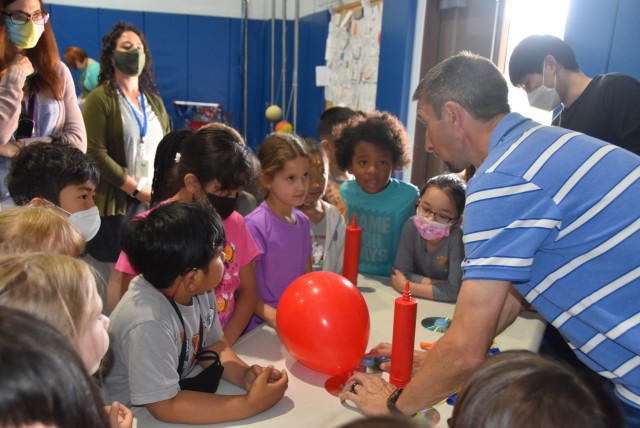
[171,268,198,300]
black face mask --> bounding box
[179,350,224,394]
[207,193,237,219]
[166,297,224,394]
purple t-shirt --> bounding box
[244,202,312,331]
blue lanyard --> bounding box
[117,85,147,143]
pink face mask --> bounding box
[413,214,451,241]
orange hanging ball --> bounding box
[275,120,293,133]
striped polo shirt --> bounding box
[462,113,640,407]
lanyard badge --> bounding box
[118,85,149,178]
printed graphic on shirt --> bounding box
[437,256,449,270]
[217,240,239,327]
[358,210,393,265]
[311,233,326,271]
[190,331,201,366]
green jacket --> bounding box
[83,85,170,216]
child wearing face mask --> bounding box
[0,0,87,209]
[297,136,345,273]
[335,110,418,277]
[392,174,466,302]
[6,141,101,241]
[116,124,260,345]
[0,253,133,428]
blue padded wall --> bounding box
[607,0,640,81]
[48,5,414,150]
[145,12,189,129]
[297,11,330,140]
[565,0,640,81]
[376,0,417,125]
[49,5,100,94]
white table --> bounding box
[134,274,545,427]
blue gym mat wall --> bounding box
[47,2,418,151]
[565,0,640,81]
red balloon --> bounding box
[277,272,370,376]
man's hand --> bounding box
[338,372,396,416]
[364,342,427,375]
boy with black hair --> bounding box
[7,141,100,241]
[317,106,359,218]
[105,200,288,424]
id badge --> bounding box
[135,145,149,178]
[135,157,149,178]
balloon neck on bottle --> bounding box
[403,280,411,300]
[351,213,358,227]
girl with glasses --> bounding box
[391,174,466,301]
[0,0,86,208]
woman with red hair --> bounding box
[0,0,85,207]
[64,45,100,99]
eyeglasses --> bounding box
[2,11,49,25]
[416,205,456,224]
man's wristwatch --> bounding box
[387,387,405,415]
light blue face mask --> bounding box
[5,19,46,49]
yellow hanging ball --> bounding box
[265,105,283,122]
[275,120,293,133]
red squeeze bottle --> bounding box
[342,214,362,286]
[389,280,417,387]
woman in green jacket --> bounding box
[83,21,170,310]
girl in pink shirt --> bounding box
[116,124,259,345]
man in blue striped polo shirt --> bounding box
[340,52,639,425]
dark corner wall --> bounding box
[48,3,417,151]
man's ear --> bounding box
[442,101,463,128]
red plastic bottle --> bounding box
[389,280,417,387]
[342,214,361,286]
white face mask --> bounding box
[527,61,561,112]
[53,204,101,242]
[68,206,101,241]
